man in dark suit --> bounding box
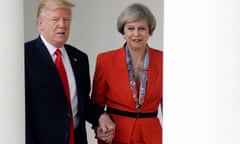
[25,0,115,144]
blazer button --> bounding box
[67,113,71,118]
[65,133,69,137]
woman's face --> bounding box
[123,19,150,50]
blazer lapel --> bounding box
[146,48,159,99]
[115,47,137,105]
[146,68,157,100]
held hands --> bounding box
[97,113,115,144]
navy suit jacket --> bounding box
[25,37,103,144]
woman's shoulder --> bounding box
[97,47,124,58]
[149,47,163,57]
[149,47,162,52]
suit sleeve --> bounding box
[91,54,108,108]
[81,53,105,126]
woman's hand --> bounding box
[97,113,115,143]
[96,126,115,144]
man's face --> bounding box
[38,8,72,48]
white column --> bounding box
[0,0,24,144]
[164,0,240,144]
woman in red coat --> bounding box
[91,3,163,144]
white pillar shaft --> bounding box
[0,0,24,144]
[164,0,240,144]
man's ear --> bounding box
[37,19,44,32]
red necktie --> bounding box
[55,49,75,144]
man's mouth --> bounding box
[56,32,65,35]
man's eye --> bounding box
[52,19,58,22]
[64,18,71,22]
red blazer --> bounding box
[91,46,163,144]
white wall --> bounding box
[0,0,25,144]
[164,0,240,144]
[24,1,163,143]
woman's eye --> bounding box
[139,27,146,30]
[127,27,134,31]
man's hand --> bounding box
[97,113,115,144]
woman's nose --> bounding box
[133,29,139,36]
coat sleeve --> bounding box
[91,53,108,108]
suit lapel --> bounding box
[64,46,81,82]
[24,37,69,106]
[35,37,60,78]
[64,46,91,113]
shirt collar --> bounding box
[40,35,65,57]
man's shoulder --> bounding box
[25,37,40,45]
[24,37,43,52]
[64,44,88,58]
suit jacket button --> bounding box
[67,113,71,117]
[65,132,69,141]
